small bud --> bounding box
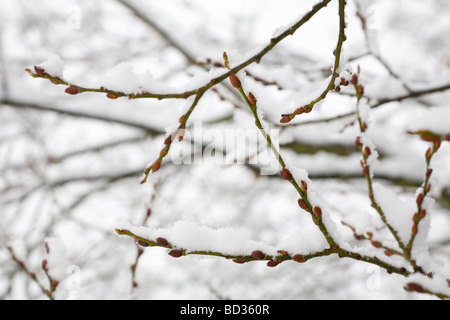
[251,250,266,260]
[353,233,363,240]
[146,208,152,217]
[280,115,292,124]
[267,260,279,267]
[362,122,368,131]
[34,66,46,77]
[248,92,257,106]
[277,250,289,256]
[152,160,162,173]
[229,75,242,89]
[42,259,48,272]
[107,93,118,99]
[292,254,307,263]
[350,74,358,86]
[294,107,306,115]
[419,209,427,219]
[164,135,172,145]
[366,232,373,239]
[301,180,308,192]
[65,86,79,95]
[156,237,169,247]
[137,240,149,247]
[412,224,418,235]
[370,240,382,248]
[384,250,392,257]
[427,272,434,279]
[445,134,450,142]
[355,136,362,148]
[405,282,426,293]
[357,85,364,96]
[281,168,293,182]
[232,259,246,264]
[362,165,370,177]
[425,147,432,160]
[426,168,433,178]
[413,213,418,222]
[334,86,341,93]
[51,279,59,289]
[416,193,424,207]
[313,206,322,219]
[168,249,183,258]
[179,115,185,123]
[132,281,138,288]
[297,199,308,210]
[364,146,371,157]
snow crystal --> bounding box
[37,53,64,78]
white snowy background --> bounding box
[0,0,449,300]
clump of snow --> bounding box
[37,53,64,78]
[407,106,450,136]
[118,221,280,257]
[44,238,71,282]
[372,183,417,246]
[98,62,177,95]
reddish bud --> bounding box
[292,254,307,263]
[232,259,246,264]
[353,233,363,240]
[313,206,322,219]
[426,168,433,178]
[280,115,292,124]
[137,240,149,247]
[301,180,308,192]
[146,208,152,217]
[362,165,370,177]
[357,85,364,96]
[152,160,162,173]
[164,135,172,145]
[334,86,341,93]
[297,199,308,210]
[42,259,48,272]
[267,260,279,267]
[65,86,79,95]
[277,250,289,256]
[366,232,373,239]
[405,282,426,293]
[350,74,358,86]
[51,279,59,289]
[370,240,382,248]
[34,66,46,77]
[251,250,266,260]
[416,193,424,207]
[364,146,371,157]
[107,93,118,99]
[294,107,306,115]
[384,250,393,257]
[413,213,418,222]
[156,237,169,247]
[179,115,185,124]
[168,249,183,258]
[281,168,293,182]
[248,92,257,106]
[412,224,418,235]
[419,209,427,219]
[132,281,138,288]
[445,134,450,142]
[229,75,242,89]
[355,136,362,148]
